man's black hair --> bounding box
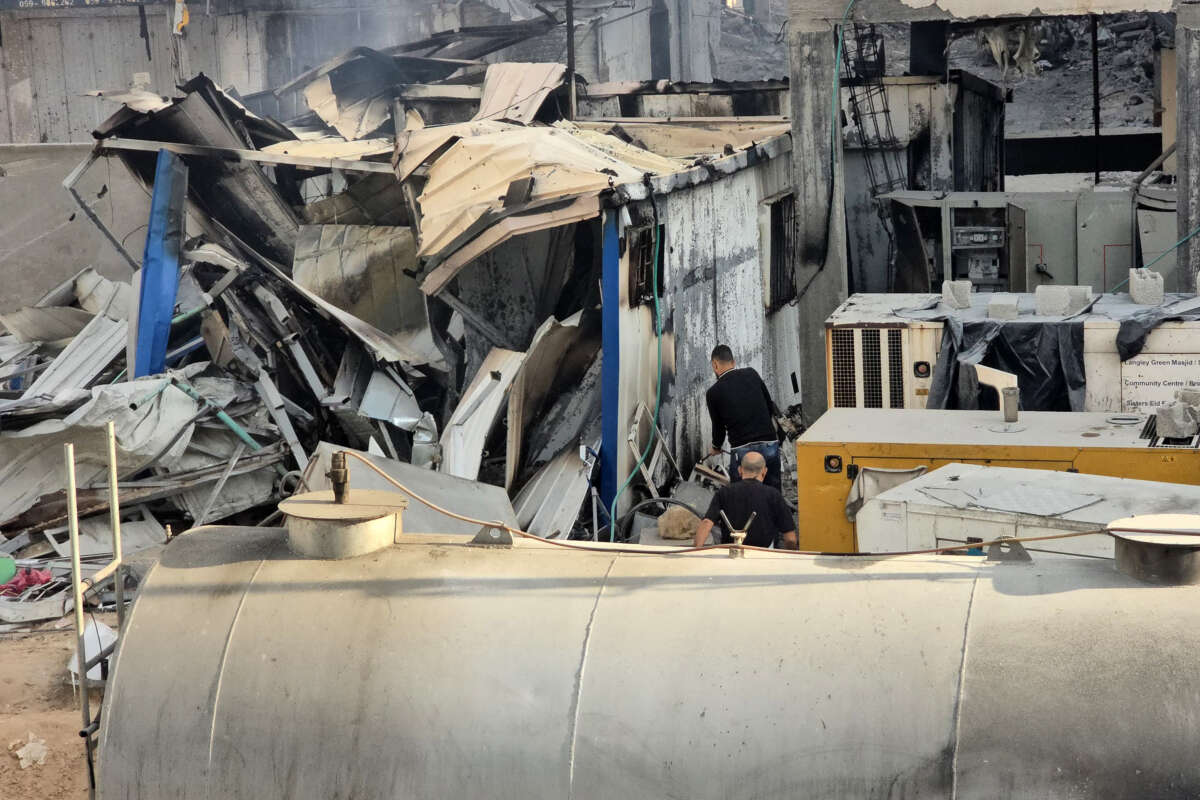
[711,344,734,363]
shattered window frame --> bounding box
[628,223,666,308]
[767,193,797,312]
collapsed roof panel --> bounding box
[94,76,301,266]
[474,62,567,124]
[407,124,661,261]
[396,14,561,61]
[292,225,444,369]
[573,119,792,158]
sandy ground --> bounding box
[0,618,112,800]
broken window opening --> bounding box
[628,224,666,308]
[767,193,797,311]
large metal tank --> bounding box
[98,527,1200,799]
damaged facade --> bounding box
[0,28,799,618]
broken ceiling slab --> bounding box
[505,311,590,489]
[0,307,95,343]
[73,269,133,319]
[301,172,409,227]
[396,13,560,61]
[94,75,301,266]
[303,442,519,535]
[359,370,423,431]
[86,88,172,113]
[512,441,596,539]
[305,65,396,141]
[573,118,792,158]
[292,225,444,368]
[260,137,395,161]
[421,193,600,296]
[410,124,652,262]
[0,377,198,527]
[474,62,566,124]
[440,347,525,481]
[392,120,512,181]
[1,313,127,413]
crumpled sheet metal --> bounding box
[292,225,443,368]
[303,442,519,535]
[0,377,198,527]
[440,347,525,481]
[408,124,651,261]
[474,62,566,124]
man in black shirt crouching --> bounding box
[693,452,797,549]
[705,344,783,491]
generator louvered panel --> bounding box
[861,329,883,408]
[887,330,905,408]
[831,327,910,409]
[831,329,856,408]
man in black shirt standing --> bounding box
[705,344,783,491]
[693,452,797,549]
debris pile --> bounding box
[1,24,795,623]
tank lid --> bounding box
[279,489,409,559]
[1109,514,1200,586]
[279,489,408,522]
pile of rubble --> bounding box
[0,21,793,624]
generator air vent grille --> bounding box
[832,329,856,408]
[830,327,907,409]
[862,329,883,408]
[887,330,905,409]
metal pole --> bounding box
[565,0,577,120]
[1091,15,1101,185]
[65,443,94,799]
[106,421,125,631]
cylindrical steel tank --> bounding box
[99,527,1200,799]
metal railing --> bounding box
[65,420,126,800]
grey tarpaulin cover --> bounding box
[1116,296,1200,360]
[899,299,1086,411]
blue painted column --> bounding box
[599,211,621,511]
[133,149,188,378]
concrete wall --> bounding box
[0,144,148,312]
[0,1,482,143]
[0,0,723,143]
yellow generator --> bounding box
[796,407,1200,552]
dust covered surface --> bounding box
[0,621,110,800]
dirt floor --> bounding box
[0,617,112,800]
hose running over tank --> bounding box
[607,191,664,541]
[338,450,1117,558]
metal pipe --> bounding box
[62,148,140,273]
[105,422,125,631]
[64,443,95,799]
[566,0,577,120]
[1091,15,1101,185]
[1129,144,1177,269]
[169,380,263,453]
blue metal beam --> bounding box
[599,211,621,511]
[133,149,188,378]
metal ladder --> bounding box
[839,23,908,288]
[65,420,127,800]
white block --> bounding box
[941,280,972,310]
[1157,401,1199,438]
[987,293,1019,320]
[1066,285,1093,315]
[1034,285,1071,316]
[1129,268,1165,306]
